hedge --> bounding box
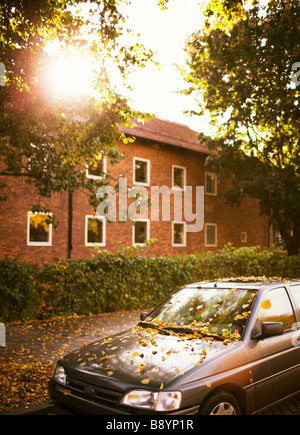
[0,245,299,322]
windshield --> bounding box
[145,286,257,340]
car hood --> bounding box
[61,324,238,389]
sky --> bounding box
[118,0,212,135]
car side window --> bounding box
[290,285,300,312]
[257,287,296,332]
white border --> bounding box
[133,157,150,186]
[132,218,150,247]
[172,165,186,191]
[27,212,52,246]
[172,221,187,247]
[86,156,107,180]
[241,232,247,243]
[85,215,106,247]
[205,223,217,247]
[205,172,217,196]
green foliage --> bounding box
[0,246,299,323]
[0,258,37,322]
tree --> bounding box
[0,0,154,212]
[183,0,300,255]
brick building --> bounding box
[0,117,270,262]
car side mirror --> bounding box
[140,311,148,321]
[252,320,283,339]
[262,322,283,338]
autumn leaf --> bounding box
[0,357,54,411]
[261,299,271,310]
[141,378,150,384]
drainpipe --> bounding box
[68,190,73,259]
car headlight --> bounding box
[53,364,66,386]
[120,390,182,411]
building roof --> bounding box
[119,117,210,155]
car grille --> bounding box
[66,376,122,409]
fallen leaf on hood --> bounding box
[141,378,150,384]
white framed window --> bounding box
[172,165,186,190]
[205,223,217,247]
[205,172,217,196]
[133,157,150,186]
[27,212,52,246]
[132,219,150,246]
[241,232,247,243]
[86,155,107,180]
[85,215,106,247]
[172,222,186,247]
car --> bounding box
[48,278,300,415]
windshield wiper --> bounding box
[164,325,225,341]
[138,321,171,335]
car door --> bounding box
[246,286,300,412]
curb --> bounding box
[0,402,54,415]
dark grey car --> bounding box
[48,278,300,415]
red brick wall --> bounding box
[0,138,270,262]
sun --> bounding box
[46,52,96,97]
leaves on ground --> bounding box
[0,357,54,411]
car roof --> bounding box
[185,278,299,291]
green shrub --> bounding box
[0,246,299,322]
[0,258,37,322]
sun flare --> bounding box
[46,53,96,97]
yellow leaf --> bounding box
[133,352,139,357]
[160,382,163,390]
[261,299,271,310]
[107,371,113,376]
[141,378,150,384]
